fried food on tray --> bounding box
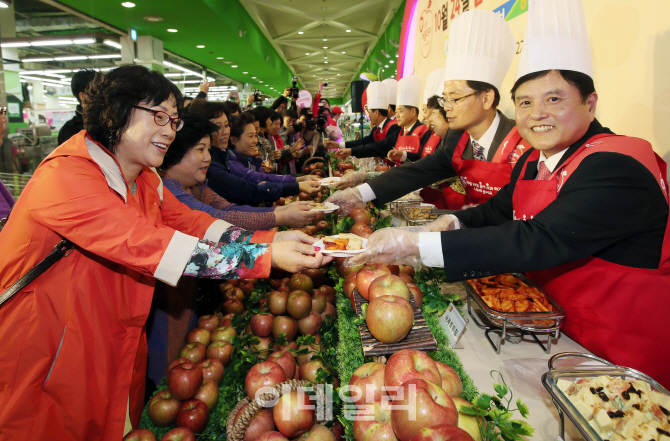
[468,274,555,326]
[323,234,363,251]
[310,202,328,210]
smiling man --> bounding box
[350,0,670,388]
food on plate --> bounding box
[467,274,555,326]
[323,234,363,251]
[310,202,329,210]
[558,375,670,440]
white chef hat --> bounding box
[516,0,592,80]
[396,75,423,109]
[366,81,389,110]
[381,78,398,105]
[444,10,516,90]
[423,68,446,104]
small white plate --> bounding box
[319,177,341,188]
[309,201,338,213]
[313,235,369,257]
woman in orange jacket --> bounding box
[0,65,329,441]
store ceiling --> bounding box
[15,0,403,99]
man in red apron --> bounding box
[348,0,670,388]
[328,10,520,213]
[328,81,399,152]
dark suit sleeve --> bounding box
[405,130,434,162]
[350,130,400,158]
[367,129,464,205]
[440,152,668,281]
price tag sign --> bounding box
[439,303,467,348]
[390,217,402,228]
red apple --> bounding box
[160,427,195,441]
[206,341,233,366]
[298,310,323,336]
[272,316,298,341]
[451,397,483,441]
[350,223,374,238]
[258,297,269,312]
[257,431,289,441]
[273,390,315,438]
[211,325,237,344]
[296,339,321,366]
[219,282,235,295]
[357,265,392,300]
[289,273,314,292]
[299,359,330,383]
[368,275,410,302]
[348,362,387,406]
[311,290,327,313]
[350,208,372,225]
[287,290,312,320]
[251,313,275,337]
[250,336,273,357]
[407,425,474,441]
[387,265,400,276]
[175,399,209,434]
[398,265,415,278]
[224,287,245,301]
[245,361,287,400]
[223,299,244,315]
[220,313,235,327]
[319,285,337,304]
[296,424,336,441]
[433,361,463,398]
[352,401,397,441]
[148,390,181,427]
[399,274,413,284]
[186,328,211,346]
[197,315,220,332]
[167,358,191,376]
[168,361,203,401]
[343,272,358,309]
[301,268,324,288]
[384,349,441,395]
[274,340,298,353]
[194,380,219,410]
[366,296,414,343]
[239,279,255,296]
[268,350,297,379]
[124,429,157,441]
[406,283,423,307]
[316,220,329,230]
[234,404,276,441]
[321,303,336,321]
[268,291,289,316]
[338,259,365,278]
[198,358,225,385]
[391,379,458,441]
[179,342,207,364]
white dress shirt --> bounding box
[469,113,500,160]
[537,148,569,175]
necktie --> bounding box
[472,140,486,161]
[537,161,552,180]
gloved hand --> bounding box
[348,228,420,266]
[409,214,459,232]
[336,170,368,189]
[325,187,366,215]
[334,148,352,159]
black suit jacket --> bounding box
[442,120,667,281]
[345,119,401,148]
[369,111,516,205]
[351,121,427,160]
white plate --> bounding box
[313,235,369,257]
[308,201,338,213]
[319,177,341,188]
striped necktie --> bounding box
[472,140,486,161]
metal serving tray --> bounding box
[462,273,565,353]
[542,352,670,441]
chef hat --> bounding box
[366,81,389,110]
[516,0,592,80]
[423,68,446,104]
[396,75,423,109]
[381,78,398,105]
[444,10,515,90]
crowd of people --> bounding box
[0,0,668,439]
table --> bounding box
[438,282,589,441]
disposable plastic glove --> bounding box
[409,214,459,233]
[336,170,368,190]
[325,187,366,215]
[347,228,420,266]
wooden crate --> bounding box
[353,290,438,357]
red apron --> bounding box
[450,128,531,206]
[421,133,441,158]
[513,134,670,388]
[373,119,398,142]
[395,124,428,154]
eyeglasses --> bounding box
[133,105,184,131]
[438,92,477,109]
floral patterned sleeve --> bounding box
[182,226,272,280]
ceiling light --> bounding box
[384,65,388,68]
[395,54,398,57]
[298,32,304,35]
[337,74,340,76]
[324,57,327,59]
[21,57,54,62]
[144,16,163,22]
[305,52,310,55]
[341,51,346,54]
[324,61,328,64]
[0,2,9,8]
[73,39,96,44]
[35,40,72,46]
[243,72,248,74]
[231,65,238,68]
[323,39,327,41]
[346,29,351,32]
[197,45,205,48]
[252,77,256,79]
[167,29,178,33]
[163,61,202,78]
[121,2,135,7]
[323,46,328,49]
[1,42,31,47]
[259,81,263,83]
[104,40,122,49]
[389,60,394,64]
[216,57,223,59]
[55,56,88,61]
[164,73,186,77]
[88,54,122,59]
